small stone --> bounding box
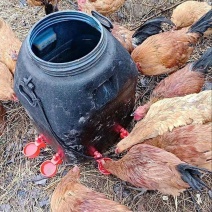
[208,190,212,199]
[34,179,47,186]
[162,195,168,201]
[196,193,202,205]
[39,197,49,208]
[0,204,11,212]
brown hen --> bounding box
[78,0,125,16]
[131,10,212,75]
[171,1,212,36]
[112,23,134,53]
[0,62,16,101]
[0,18,21,74]
[51,166,132,212]
[134,47,212,120]
[143,123,212,171]
[102,144,211,196]
[0,103,6,135]
[116,90,212,153]
[110,17,174,53]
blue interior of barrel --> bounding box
[31,20,101,63]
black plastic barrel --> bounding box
[14,11,138,163]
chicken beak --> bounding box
[73,165,80,173]
[115,147,120,154]
[12,94,19,102]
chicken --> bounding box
[143,123,212,171]
[171,1,212,36]
[106,16,174,53]
[131,10,212,75]
[27,0,60,14]
[0,62,16,101]
[0,18,21,74]
[116,90,212,153]
[111,23,134,53]
[51,166,132,212]
[134,47,212,121]
[102,144,211,196]
[77,0,125,16]
[0,103,6,135]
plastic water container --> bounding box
[14,11,138,163]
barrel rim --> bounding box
[26,10,107,76]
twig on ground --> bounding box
[130,0,187,30]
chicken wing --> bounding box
[102,144,211,196]
[0,62,16,101]
[0,18,21,74]
[143,123,212,170]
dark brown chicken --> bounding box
[134,47,212,121]
[0,103,6,135]
[51,166,132,212]
[143,123,212,171]
[27,0,60,14]
[116,90,211,153]
[131,10,212,75]
[102,144,211,196]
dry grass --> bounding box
[0,0,211,212]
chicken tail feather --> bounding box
[191,47,212,73]
[132,17,175,46]
[177,164,211,191]
[188,10,212,35]
[44,0,59,15]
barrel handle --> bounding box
[91,11,113,31]
[19,77,38,107]
[18,78,102,160]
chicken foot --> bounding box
[187,189,201,212]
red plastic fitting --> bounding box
[23,134,46,158]
[97,157,112,175]
[40,152,63,178]
[87,146,111,175]
[120,128,129,138]
[114,123,129,138]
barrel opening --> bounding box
[31,20,101,63]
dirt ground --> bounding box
[0,0,211,212]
